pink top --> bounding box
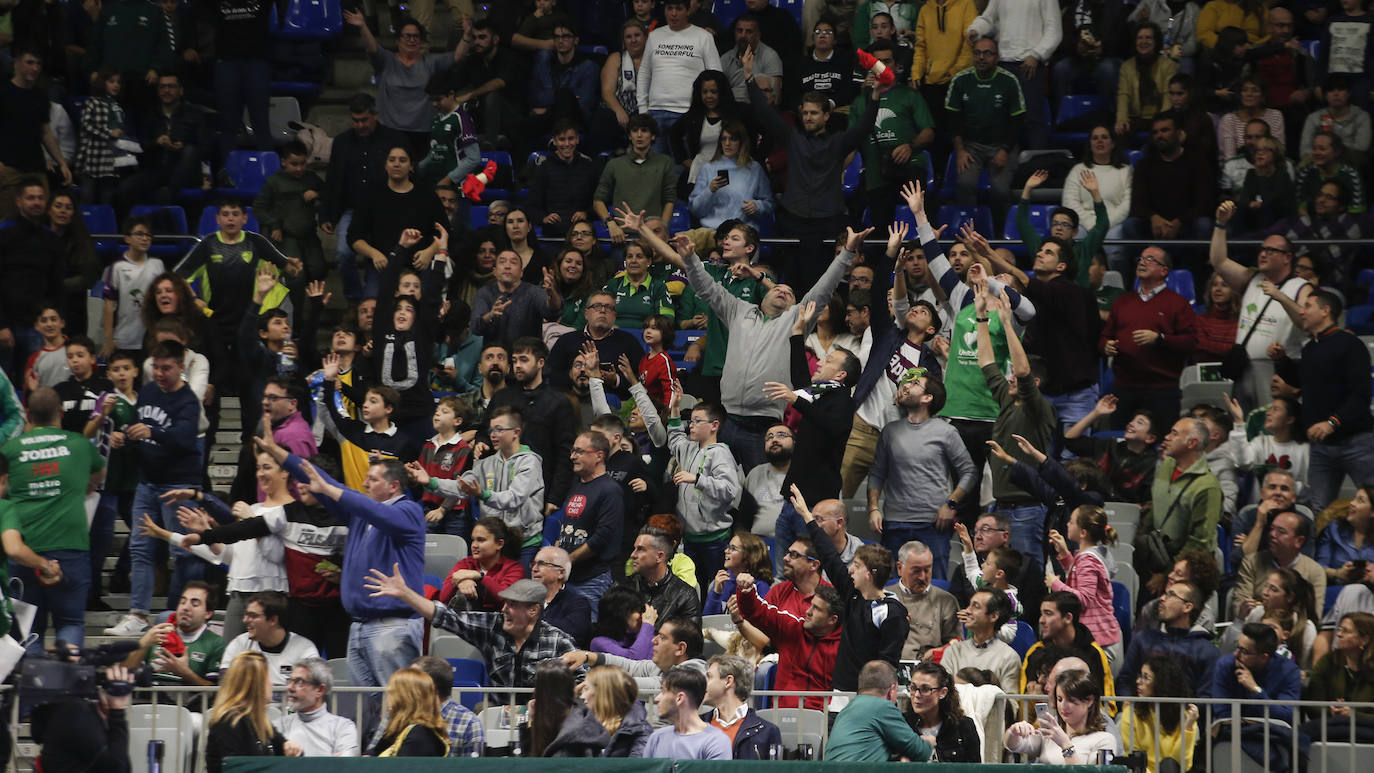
[1052,549,1122,646]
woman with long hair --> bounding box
[1229,567,1318,668]
[1165,73,1219,162]
[505,207,549,285]
[1194,272,1240,361]
[564,221,614,287]
[1004,671,1117,764]
[552,247,595,330]
[669,70,745,189]
[1219,76,1286,162]
[1063,124,1132,241]
[689,119,773,229]
[804,293,858,364]
[1119,656,1200,773]
[903,661,981,762]
[346,144,446,298]
[593,19,649,154]
[449,226,503,308]
[590,584,654,659]
[1116,23,1177,137]
[141,272,209,351]
[370,666,449,756]
[438,516,523,611]
[48,190,100,336]
[1049,506,1123,663]
[528,660,609,757]
[704,532,774,615]
[206,651,300,771]
[1303,612,1374,734]
[582,665,653,756]
[1318,485,1374,586]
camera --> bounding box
[19,641,153,703]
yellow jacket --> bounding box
[912,0,978,86]
[1116,55,1178,125]
[1196,0,1265,48]
[1119,709,1197,773]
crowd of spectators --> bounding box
[7,0,1374,767]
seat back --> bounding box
[276,0,341,38]
[128,704,195,773]
[1111,580,1132,646]
[222,150,281,194]
[935,205,994,237]
[430,633,482,661]
[756,707,827,756]
[424,534,468,577]
[1011,620,1036,658]
[196,205,261,236]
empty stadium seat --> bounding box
[272,0,342,39]
[842,153,862,198]
[196,205,260,236]
[938,151,990,201]
[1051,95,1108,146]
[469,205,490,230]
[670,201,691,232]
[215,151,281,198]
[1002,204,1054,257]
[935,204,995,237]
[1010,620,1036,658]
[1347,305,1374,335]
[131,204,191,259]
[82,205,124,258]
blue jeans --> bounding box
[214,58,272,162]
[1309,431,1374,512]
[564,571,613,617]
[719,416,768,473]
[130,481,202,616]
[347,616,423,688]
[684,534,730,593]
[1050,56,1122,109]
[881,521,950,581]
[647,109,683,154]
[1047,385,1099,458]
[12,549,91,654]
[335,210,380,302]
[997,503,1048,569]
[89,490,131,594]
[1007,60,1050,148]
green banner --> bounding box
[227,758,1126,772]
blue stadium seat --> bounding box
[1010,620,1036,658]
[1051,95,1108,146]
[893,204,919,232]
[918,150,936,190]
[577,44,609,57]
[1347,305,1374,335]
[271,0,341,39]
[1127,149,1144,167]
[196,205,260,236]
[931,578,950,591]
[842,153,862,198]
[936,205,994,237]
[777,0,804,26]
[82,205,123,258]
[469,206,489,230]
[1301,39,1320,60]
[670,201,692,232]
[755,211,776,238]
[938,151,990,201]
[481,150,514,171]
[445,658,488,709]
[1112,580,1132,647]
[754,660,776,709]
[131,205,190,259]
[542,509,564,546]
[1357,268,1374,290]
[423,573,442,593]
[1002,204,1054,241]
[215,151,280,198]
[1166,269,1196,304]
[715,0,749,28]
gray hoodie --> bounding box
[666,423,741,537]
[431,444,544,542]
[681,247,854,419]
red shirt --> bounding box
[638,350,679,408]
[438,555,524,611]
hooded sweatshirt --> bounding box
[1051,545,1121,647]
[736,585,841,710]
[665,420,740,539]
[430,444,543,545]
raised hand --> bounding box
[788,483,814,523]
[398,228,423,249]
[305,280,331,308]
[1022,168,1050,197]
[1011,433,1047,464]
[1215,200,1236,227]
[844,226,875,252]
[887,221,909,252]
[1080,169,1100,195]
[616,353,639,386]
[985,439,1016,464]
[900,180,924,216]
[363,562,408,599]
[613,203,646,233]
[433,222,449,251]
[405,460,431,485]
[322,352,341,381]
[1094,394,1119,415]
[793,299,816,336]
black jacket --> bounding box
[699,707,784,760]
[808,519,908,692]
[1022,275,1101,395]
[485,381,578,506]
[138,101,213,166]
[526,152,603,228]
[34,701,131,773]
[1276,325,1374,441]
[605,701,653,757]
[0,215,65,329]
[903,712,982,763]
[321,123,408,223]
[206,716,287,773]
[546,327,645,396]
[621,570,701,626]
[782,333,854,505]
[544,704,611,757]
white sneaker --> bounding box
[103,615,149,636]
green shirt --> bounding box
[144,625,226,685]
[677,262,769,377]
[825,694,933,762]
[604,273,675,329]
[1095,284,1124,314]
[0,502,14,635]
[982,363,1059,503]
[850,86,934,191]
[99,394,140,493]
[939,304,1008,422]
[945,65,1026,148]
[2,427,105,552]
[1016,196,1109,288]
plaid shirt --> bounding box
[441,700,484,757]
[75,95,125,178]
[431,605,584,700]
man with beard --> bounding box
[459,342,509,429]
[547,290,644,397]
[565,347,600,428]
[742,424,792,542]
[280,658,359,756]
[555,431,625,605]
[485,337,576,514]
[1122,112,1217,244]
[121,580,224,693]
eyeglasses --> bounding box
[570,230,595,238]
[1259,245,1293,255]
[909,685,941,696]
[262,394,291,402]
[784,549,818,561]
[286,677,319,686]
[129,231,153,238]
[813,28,835,35]
[570,447,601,456]
[724,544,742,553]
[765,431,792,440]
[1235,645,1259,656]
[689,418,716,425]
[489,425,513,434]
[974,526,1008,534]
[586,303,614,312]
[1137,254,1166,267]
[1163,590,1188,602]
[532,560,563,571]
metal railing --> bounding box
[15,682,1369,773]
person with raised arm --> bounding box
[616,203,869,474]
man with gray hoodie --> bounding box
[406,404,545,567]
[616,205,873,473]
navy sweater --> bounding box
[133,381,202,484]
[556,473,624,584]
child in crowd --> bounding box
[1048,505,1123,664]
[56,336,113,434]
[101,216,166,361]
[253,141,326,282]
[86,351,140,610]
[319,353,411,489]
[665,398,741,589]
[1262,609,1297,662]
[415,396,473,536]
[637,313,678,409]
[955,521,1023,643]
[26,306,70,390]
[418,71,481,189]
[75,69,129,205]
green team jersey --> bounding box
[418,108,473,185]
[604,273,676,329]
[945,65,1026,148]
[0,501,15,634]
[850,86,934,191]
[144,626,226,685]
[678,262,770,377]
[96,393,140,493]
[1096,284,1124,314]
[1,427,105,552]
[939,304,1010,422]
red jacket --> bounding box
[637,350,679,408]
[438,555,525,611]
[738,585,840,710]
[1099,288,1197,388]
[418,434,471,508]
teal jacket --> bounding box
[825,694,934,762]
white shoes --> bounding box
[103,615,149,636]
